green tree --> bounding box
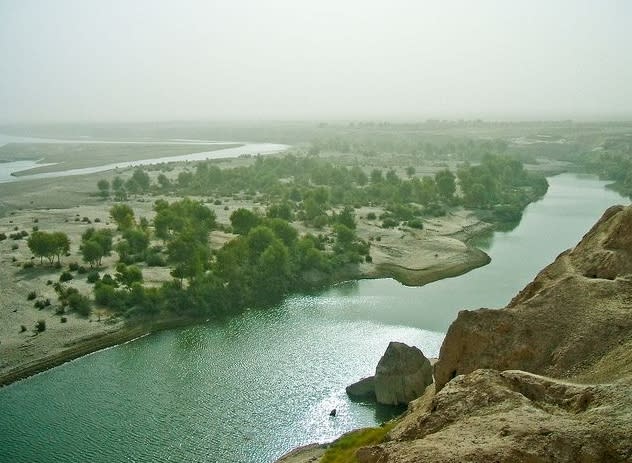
[123,228,149,255]
[167,231,210,284]
[27,231,70,265]
[80,228,113,267]
[51,232,70,263]
[28,231,54,264]
[115,263,143,288]
[111,176,126,201]
[334,206,356,229]
[267,202,294,221]
[435,169,456,200]
[81,240,105,268]
[370,169,383,183]
[230,208,261,235]
[264,218,298,247]
[131,168,151,191]
[112,176,124,191]
[110,204,135,230]
[157,173,171,190]
[334,224,356,250]
[154,198,216,242]
[97,179,110,199]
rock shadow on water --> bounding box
[347,395,407,423]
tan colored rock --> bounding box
[374,342,433,406]
[358,369,632,462]
[435,204,632,391]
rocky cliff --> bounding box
[284,204,632,462]
[434,204,632,390]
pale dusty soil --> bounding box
[353,207,492,285]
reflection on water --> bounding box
[467,227,495,251]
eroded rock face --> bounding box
[374,342,433,406]
[357,369,632,463]
[434,204,632,391]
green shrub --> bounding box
[366,212,377,220]
[68,262,80,271]
[145,253,166,267]
[86,271,100,283]
[35,320,46,332]
[27,291,37,301]
[381,218,399,228]
[424,202,446,217]
[321,424,394,463]
[68,293,92,317]
[22,261,34,269]
[59,271,74,282]
[407,218,424,229]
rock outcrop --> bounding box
[434,205,632,390]
[350,205,632,462]
[346,342,433,405]
[356,369,632,462]
[374,342,433,405]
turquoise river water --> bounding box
[0,173,627,462]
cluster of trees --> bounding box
[307,130,509,161]
[97,169,151,200]
[457,155,549,221]
[91,198,368,318]
[137,156,453,218]
[27,231,70,265]
[96,151,549,232]
[109,204,157,265]
[582,139,632,198]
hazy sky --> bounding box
[1,0,631,122]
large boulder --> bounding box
[373,342,433,405]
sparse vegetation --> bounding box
[35,320,46,333]
[321,423,395,463]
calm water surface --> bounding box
[0,173,627,463]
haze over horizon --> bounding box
[1,0,631,123]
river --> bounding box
[0,134,288,183]
[0,173,627,463]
